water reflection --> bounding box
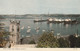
[49,23,53,30]
[65,24,69,28]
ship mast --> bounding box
[47,8,50,17]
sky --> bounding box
[0,0,80,15]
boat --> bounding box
[26,36,31,37]
[42,30,46,32]
[27,25,31,33]
[64,19,71,22]
[34,17,47,22]
[21,26,24,29]
[53,18,63,23]
[27,25,31,29]
[48,18,53,22]
[34,20,47,22]
[64,19,77,24]
[27,29,31,33]
[47,18,63,23]
[35,27,40,30]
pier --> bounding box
[34,19,47,22]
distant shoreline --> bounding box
[0,14,80,19]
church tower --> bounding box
[9,20,20,45]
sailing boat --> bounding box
[47,11,54,23]
[21,26,24,29]
[27,29,31,33]
[42,29,45,32]
[27,25,31,33]
[34,16,47,22]
[28,25,31,29]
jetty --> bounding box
[34,19,47,22]
[34,17,47,22]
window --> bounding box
[17,26,19,32]
[12,25,14,32]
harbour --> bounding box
[0,0,80,48]
[0,15,80,48]
[0,15,80,37]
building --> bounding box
[9,20,20,46]
[0,22,5,31]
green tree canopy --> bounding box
[37,32,59,48]
[68,35,77,47]
[75,36,80,47]
[58,37,69,47]
[0,31,10,47]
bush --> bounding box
[37,32,59,48]
[37,32,80,48]
[76,36,80,47]
[28,40,36,44]
[68,35,77,47]
[0,31,10,47]
[58,37,69,47]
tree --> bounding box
[37,32,59,48]
[76,36,80,47]
[28,39,36,44]
[68,35,77,47]
[0,31,10,47]
[58,37,69,47]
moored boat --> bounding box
[47,18,63,23]
[21,26,24,29]
[64,19,77,24]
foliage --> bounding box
[68,35,77,47]
[0,31,10,47]
[57,37,69,47]
[28,39,36,44]
[37,32,80,48]
[76,36,80,47]
[37,32,59,48]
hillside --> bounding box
[0,15,5,19]
[0,14,80,19]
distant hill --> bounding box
[0,14,80,19]
[0,15,5,19]
[24,14,80,17]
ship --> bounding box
[47,18,63,23]
[34,17,47,22]
[64,19,77,24]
